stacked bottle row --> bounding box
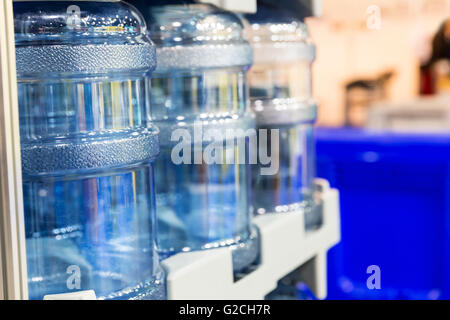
[13,0,319,300]
[245,6,321,229]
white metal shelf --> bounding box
[162,179,340,300]
[197,0,257,13]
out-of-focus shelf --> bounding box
[162,179,341,300]
[197,0,257,13]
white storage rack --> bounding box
[162,179,340,300]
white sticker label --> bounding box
[43,290,97,300]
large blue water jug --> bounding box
[138,4,259,273]
[246,8,321,230]
[14,0,164,300]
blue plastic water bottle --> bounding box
[246,8,322,230]
[14,0,164,300]
[140,4,259,272]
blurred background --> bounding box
[309,0,450,127]
[304,0,450,300]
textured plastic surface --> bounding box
[155,44,252,69]
[16,44,156,74]
[22,129,159,175]
[316,127,450,300]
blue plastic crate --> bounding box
[316,127,450,300]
